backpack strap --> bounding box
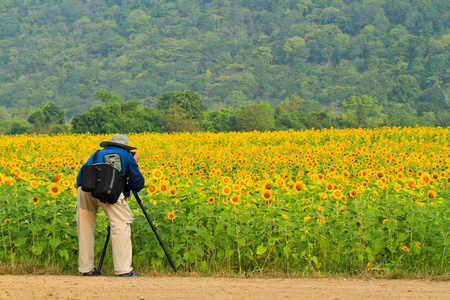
[92,150,101,164]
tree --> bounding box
[9,121,30,135]
[388,75,421,104]
[163,104,201,133]
[274,95,304,130]
[94,89,121,104]
[71,91,163,134]
[235,102,275,132]
[342,95,381,128]
[203,108,237,132]
[27,102,66,133]
[155,90,206,124]
[381,101,418,127]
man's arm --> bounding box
[127,152,145,192]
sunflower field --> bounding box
[0,127,449,276]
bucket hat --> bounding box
[99,134,137,151]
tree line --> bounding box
[2,89,446,135]
[0,0,449,126]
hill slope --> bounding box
[0,0,449,119]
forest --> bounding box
[0,0,449,134]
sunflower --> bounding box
[427,190,437,199]
[207,197,215,204]
[421,173,431,184]
[293,182,305,192]
[51,174,62,182]
[230,194,241,205]
[4,177,14,186]
[0,173,4,184]
[30,181,39,188]
[261,189,273,201]
[222,176,232,185]
[347,190,357,199]
[406,181,415,189]
[317,216,326,226]
[221,185,232,196]
[326,183,333,191]
[159,183,168,193]
[167,210,176,221]
[276,178,285,186]
[232,184,241,193]
[319,192,328,199]
[333,190,343,199]
[47,182,62,196]
[168,186,177,196]
[10,167,21,177]
[4,219,10,225]
[152,169,163,179]
[31,197,40,205]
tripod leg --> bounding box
[98,225,111,274]
[132,189,177,273]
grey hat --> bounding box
[99,134,137,151]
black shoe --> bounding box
[82,268,101,276]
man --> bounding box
[76,134,145,277]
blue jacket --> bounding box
[77,146,145,192]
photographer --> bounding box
[76,134,145,277]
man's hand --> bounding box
[133,152,139,163]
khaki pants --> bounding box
[76,186,134,275]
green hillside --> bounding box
[0,0,449,132]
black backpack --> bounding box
[80,150,125,204]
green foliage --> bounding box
[25,102,67,134]
[94,89,121,104]
[156,90,206,122]
[342,95,383,128]
[203,108,237,132]
[28,103,65,126]
[70,96,163,134]
[388,75,421,104]
[0,0,448,127]
[235,102,275,132]
[9,121,30,135]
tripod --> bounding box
[97,190,177,274]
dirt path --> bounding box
[0,275,449,299]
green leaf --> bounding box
[156,248,165,258]
[186,225,198,232]
[283,246,291,255]
[194,245,204,255]
[237,237,246,247]
[443,235,450,246]
[256,245,267,255]
[58,249,69,261]
[246,248,255,261]
[13,237,27,248]
[49,238,61,250]
[226,249,235,258]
